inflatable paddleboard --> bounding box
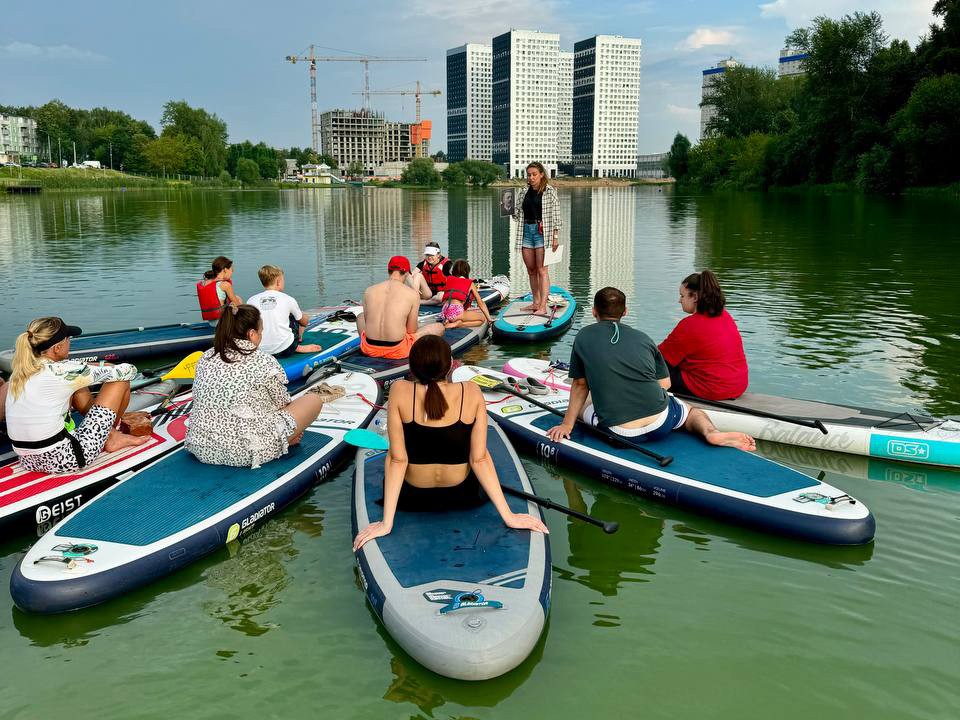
[455,366,875,545]
[353,413,550,681]
[11,372,380,614]
[492,287,576,342]
[0,322,215,372]
[504,358,960,470]
[278,308,362,385]
[339,323,488,384]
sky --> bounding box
[1,0,937,155]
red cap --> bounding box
[387,255,411,273]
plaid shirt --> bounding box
[513,184,562,251]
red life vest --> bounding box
[196,278,231,320]
[419,256,449,294]
[443,275,473,307]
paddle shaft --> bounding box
[676,393,829,435]
[501,485,618,534]
[490,380,674,467]
[542,302,562,329]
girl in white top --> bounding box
[5,317,148,474]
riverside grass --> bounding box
[0,167,238,191]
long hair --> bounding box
[9,317,61,399]
[213,304,261,362]
[409,335,452,420]
[682,270,726,317]
[449,259,471,278]
[526,162,548,193]
[204,256,233,280]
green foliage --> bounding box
[704,67,802,138]
[227,141,282,179]
[218,170,233,184]
[318,153,338,169]
[856,144,901,193]
[235,158,260,185]
[431,150,447,162]
[401,158,441,186]
[142,134,199,175]
[892,73,960,185]
[440,159,502,186]
[667,133,691,180]
[441,164,466,185]
[160,100,228,176]
[346,161,366,177]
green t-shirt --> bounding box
[568,320,669,427]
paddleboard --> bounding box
[353,412,550,681]
[492,287,576,342]
[278,308,362,385]
[504,358,960,470]
[11,371,381,614]
[454,365,875,545]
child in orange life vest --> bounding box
[438,260,492,329]
[197,256,243,325]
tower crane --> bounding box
[284,45,427,155]
[352,81,442,157]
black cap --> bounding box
[34,318,83,352]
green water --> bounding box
[0,187,958,719]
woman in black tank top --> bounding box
[353,336,549,551]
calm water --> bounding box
[0,187,957,719]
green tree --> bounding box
[160,100,228,176]
[346,160,366,177]
[916,0,960,76]
[142,134,191,175]
[892,73,960,185]
[704,67,801,138]
[318,153,338,169]
[401,158,441,185]
[667,133,692,180]
[431,150,447,162]
[441,164,466,185]
[458,159,502,186]
[235,157,261,184]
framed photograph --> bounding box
[499,189,516,217]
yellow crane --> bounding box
[284,45,427,154]
[353,81,441,157]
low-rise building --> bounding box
[0,114,40,163]
[637,152,669,179]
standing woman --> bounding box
[658,270,749,401]
[513,162,562,315]
[196,256,243,325]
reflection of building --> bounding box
[492,29,560,179]
[637,152,668,179]
[0,114,40,164]
[700,58,739,140]
[557,51,574,171]
[778,48,809,78]
[446,44,492,163]
[572,35,642,178]
[589,188,635,297]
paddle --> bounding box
[342,428,619,533]
[542,302,562,329]
[470,373,674,467]
[674,393,829,435]
[161,351,204,383]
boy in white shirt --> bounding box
[247,265,321,358]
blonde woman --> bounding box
[4,317,147,474]
[513,162,562,315]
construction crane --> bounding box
[352,81,441,157]
[284,45,427,155]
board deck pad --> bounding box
[493,286,576,340]
[340,326,482,381]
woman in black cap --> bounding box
[4,317,147,474]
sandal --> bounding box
[523,377,549,396]
[307,382,346,403]
[506,377,529,395]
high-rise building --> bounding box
[492,29,560,179]
[557,51,574,169]
[446,44,492,163]
[0,114,40,163]
[321,110,423,173]
[700,57,739,140]
[571,35,642,178]
[778,48,809,78]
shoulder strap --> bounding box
[459,383,465,421]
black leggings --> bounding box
[389,472,488,512]
[666,362,692,396]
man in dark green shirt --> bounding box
[547,287,755,450]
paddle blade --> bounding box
[469,374,502,390]
[162,351,204,382]
[344,428,389,451]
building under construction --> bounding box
[320,109,432,175]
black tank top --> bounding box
[402,384,474,465]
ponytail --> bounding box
[409,335,452,420]
[214,304,260,362]
[204,255,233,281]
[9,317,61,399]
[682,270,726,317]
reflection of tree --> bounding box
[562,479,662,598]
[691,192,960,415]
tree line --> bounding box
[667,1,960,192]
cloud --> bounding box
[758,0,935,44]
[676,27,739,51]
[666,103,699,118]
[0,41,106,61]
[408,0,563,41]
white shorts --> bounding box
[581,396,690,440]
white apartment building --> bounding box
[557,51,573,168]
[446,44,492,163]
[778,48,809,78]
[700,57,739,140]
[492,29,560,179]
[0,114,40,163]
[571,35,642,178]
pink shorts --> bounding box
[440,302,464,322]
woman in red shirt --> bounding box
[658,270,748,400]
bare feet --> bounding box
[522,303,538,311]
[289,430,304,447]
[103,429,150,453]
[444,320,462,329]
[705,430,756,452]
[296,344,322,353]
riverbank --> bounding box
[0,167,236,191]
[492,177,673,188]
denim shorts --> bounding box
[522,222,544,249]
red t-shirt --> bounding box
[658,309,748,400]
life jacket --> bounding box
[196,278,231,320]
[419,256,449,294]
[443,275,473,307]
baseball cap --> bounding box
[34,317,83,352]
[387,255,411,273]
[423,243,441,257]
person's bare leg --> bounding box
[535,261,551,314]
[71,387,95,415]
[522,247,539,310]
[295,344,322,353]
[285,394,326,446]
[684,408,756,451]
[95,381,149,451]
[415,322,445,339]
[457,309,487,328]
